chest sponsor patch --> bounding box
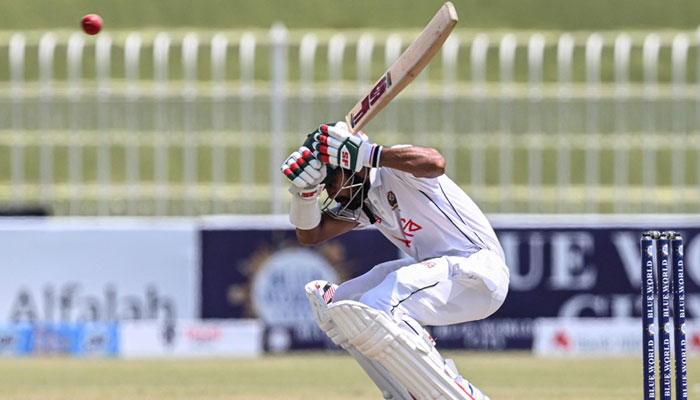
[387,190,399,211]
[390,218,423,248]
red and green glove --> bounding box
[312,122,382,172]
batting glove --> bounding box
[313,122,382,172]
[281,146,327,190]
[281,146,328,230]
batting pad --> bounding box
[345,346,415,400]
[304,281,347,346]
[305,281,413,400]
[327,300,490,400]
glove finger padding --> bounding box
[314,131,344,149]
[281,160,307,188]
[314,143,339,161]
[294,152,321,181]
[300,147,322,170]
[317,124,367,172]
[332,121,352,134]
[281,146,327,188]
[325,124,362,147]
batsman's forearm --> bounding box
[296,213,358,246]
[378,146,445,178]
[296,226,322,246]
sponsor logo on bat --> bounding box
[350,72,393,128]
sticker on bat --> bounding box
[350,71,393,128]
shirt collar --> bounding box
[369,167,382,187]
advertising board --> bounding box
[200,215,700,351]
[120,319,263,358]
[0,219,200,330]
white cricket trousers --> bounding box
[332,249,510,326]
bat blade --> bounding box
[345,2,458,134]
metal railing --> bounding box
[1,27,700,215]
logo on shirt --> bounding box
[386,191,399,211]
[390,218,422,248]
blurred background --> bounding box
[0,1,698,399]
[3,0,700,215]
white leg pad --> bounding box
[305,281,413,400]
[345,346,414,400]
[327,300,490,400]
[304,281,347,346]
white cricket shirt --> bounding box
[347,164,505,263]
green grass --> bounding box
[0,352,697,400]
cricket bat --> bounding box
[345,2,458,134]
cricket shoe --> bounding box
[328,300,491,400]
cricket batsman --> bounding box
[281,122,510,400]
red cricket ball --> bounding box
[81,14,102,35]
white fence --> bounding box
[1,27,700,215]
